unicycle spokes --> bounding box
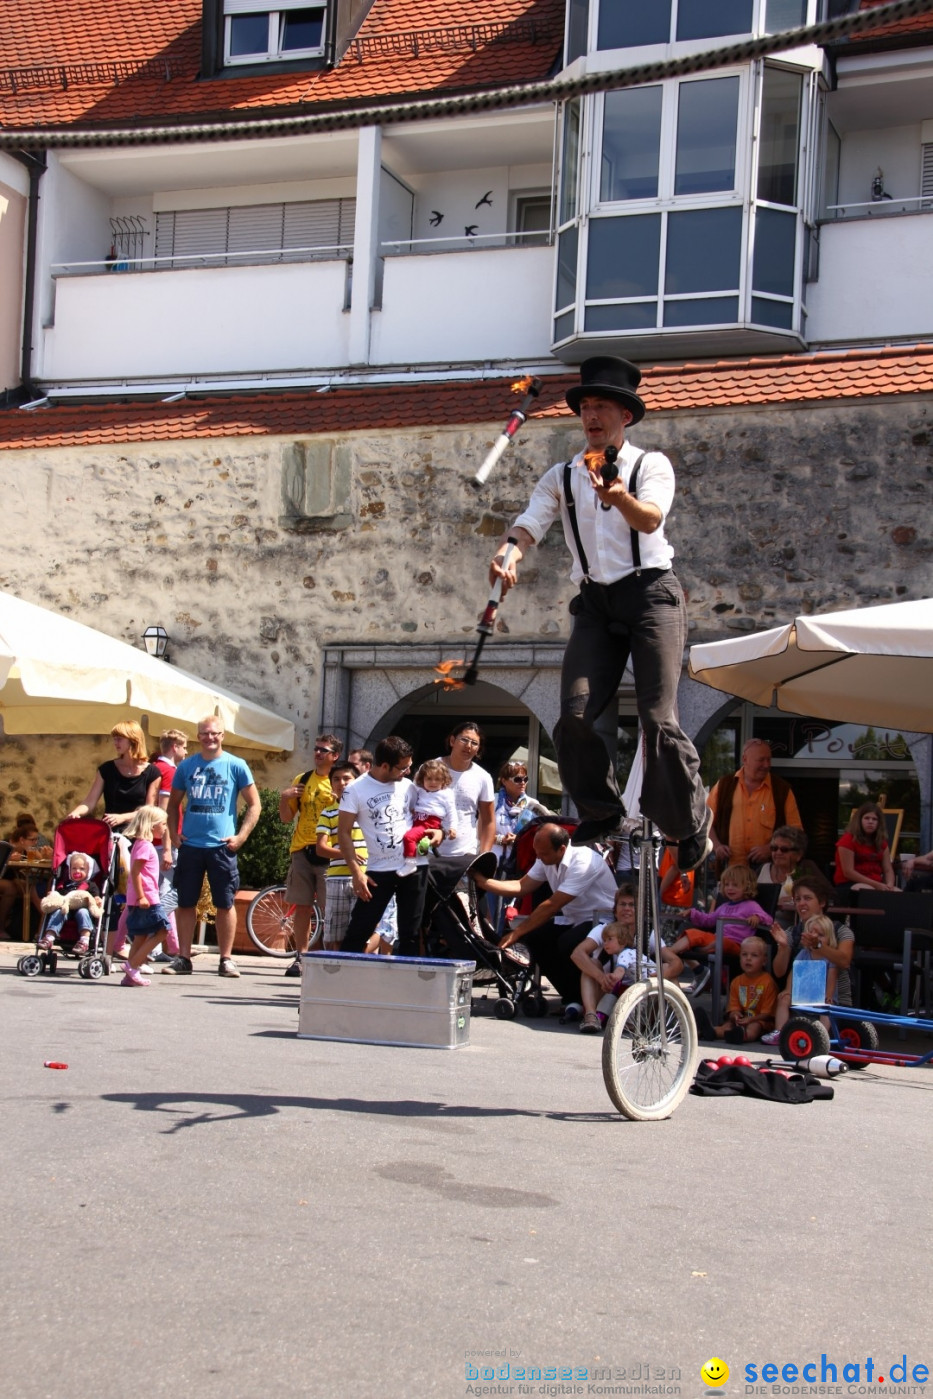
[602,817,698,1120]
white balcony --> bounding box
[806,212,933,346]
[369,245,554,366]
[41,258,350,383]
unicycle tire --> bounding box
[602,979,698,1121]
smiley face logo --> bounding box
[701,1357,729,1388]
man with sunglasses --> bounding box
[278,733,343,975]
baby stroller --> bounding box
[17,818,119,981]
[422,851,540,1019]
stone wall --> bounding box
[1,393,931,830]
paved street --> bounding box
[2,947,931,1399]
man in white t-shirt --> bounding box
[337,735,426,958]
[473,822,618,1006]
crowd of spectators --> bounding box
[5,730,929,1035]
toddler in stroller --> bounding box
[39,852,102,955]
[18,817,117,979]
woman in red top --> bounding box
[833,801,897,894]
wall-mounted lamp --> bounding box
[142,625,170,661]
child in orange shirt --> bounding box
[693,937,777,1044]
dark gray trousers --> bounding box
[554,568,706,841]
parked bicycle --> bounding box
[246,884,322,958]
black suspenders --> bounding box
[562,451,646,582]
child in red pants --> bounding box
[398,760,457,877]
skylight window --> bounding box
[223,2,326,64]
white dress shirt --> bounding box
[511,442,675,586]
[524,844,620,926]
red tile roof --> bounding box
[2,346,932,450]
[845,0,933,43]
[0,0,564,130]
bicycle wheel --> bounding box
[246,886,296,958]
[307,901,323,949]
[602,979,697,1121]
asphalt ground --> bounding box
[2,945,931,1399]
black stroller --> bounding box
[421,851,542,1019]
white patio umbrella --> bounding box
[0,588,294,751]
[688,597,933,733]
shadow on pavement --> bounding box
[101,1089,622,1131]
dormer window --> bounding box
[224,1,326,64]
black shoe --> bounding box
[161,956,193,976]
[677,809,713,873]
[284,958,302,977]
[571,812,625,846]
[692,1004,717,1041]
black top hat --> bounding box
[565,356,646,424]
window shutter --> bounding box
[228,203,286,263]
[170,208,230,265]
[922,143,933,209]
[152,199,354,267]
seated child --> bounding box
[570,884,679,1034]
[668,863,778,965]
[39,852,102,955]
[398,760,456,878]
[761,914,839,1046]
[693,937,778,1043]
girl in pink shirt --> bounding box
[121,805,173,987]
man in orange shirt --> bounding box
[708,739,801,870]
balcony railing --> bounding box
[824,195,931,220]
[50,244,353,276]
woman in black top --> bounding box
[67,721,161,830]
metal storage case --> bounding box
[298,952,475,1049]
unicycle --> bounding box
[601,817,698,1120]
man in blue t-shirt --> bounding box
[164,716,261,978]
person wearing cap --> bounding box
[489,356,711,871]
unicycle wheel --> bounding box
[602,979,697,1121]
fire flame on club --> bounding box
[433,659,467,691]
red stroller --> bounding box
[17,818,119,981]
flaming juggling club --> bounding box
[434,543,517,690]
[472,376,542,487]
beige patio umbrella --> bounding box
[0,588,294,751]
[688,597,933,733]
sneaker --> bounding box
[38,934,55,951]
[580,1011,603,1035]
[560,1002,583,1024]
[121,964,150,987]
[397,859,417,877]
[677,808,714,873]
[685,965,711,998]
[150,951,174,964]
[218,957,240,978]
[761,1029,781,1046]
[284,958,302,978]
[161,956,193,975]
[72,937,89,956]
